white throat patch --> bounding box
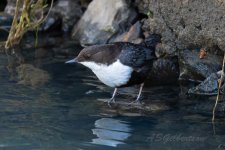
[80,60,133,87]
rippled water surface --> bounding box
[0,51,225,150]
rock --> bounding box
[0,12,13,40]
[155,43,176,58]
[41,15,62,32]
[135,0,225,56]
[113,21,144,44]
[146,57,179,86]
[72,0,138,45]
[0,12,12,27]
[188,70,225,95]
[188,72,219,95]
[4,0,16,15]
[179,49,222,81]
[16,64,51,87]
[42,0,83,32]
[0,0,7,11]
[80,0,92,9]
[142,33,161,49]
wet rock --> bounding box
[188,70,225,95]
[42,0,83,32]
[97,86,178,116]
[16,64,51,87]
[179,49,222,81]
[113,21,144,44]
[188,72,219,95]
[0,12,12,27]
[72,0,138,45]
[98,97,170,116]
[146,57,179,86]
[136,0,225,55]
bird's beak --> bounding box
[65,58,77,64]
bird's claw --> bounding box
[107,98,115,107]
[128,99,142,106]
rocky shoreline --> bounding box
[0,0,225,96]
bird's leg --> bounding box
[128,83,144,105]
[135,83,144,103]
[108,88,118,106]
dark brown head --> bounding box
[66,44,121,65]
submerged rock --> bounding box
[179,49,222,82]
[16,64,51,87]
[72,0,137,45]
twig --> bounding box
[4,0,54,50]
[212,53,225,121]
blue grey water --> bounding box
[0,52,225,150]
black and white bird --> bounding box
[66,35,160,105]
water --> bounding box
[0,48,225,150]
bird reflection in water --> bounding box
[91,118,132,147]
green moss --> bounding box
[102,26,116,33]
[146,10,154,18]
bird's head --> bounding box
[65,45,113,70]
[66,44,119,65]
[66,46,100,63]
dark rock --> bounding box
[188,72,219,95]
[42,0,83,32]
[80,0,92,10]
[0,0,7,11]
[41,14,62,32]
[143,34,161,49]
[188,70,225,95]
[72,0,138,45]
[140,33,162,57]
[0,12,13,27]
[0,12,13,40]
[146,57,179,86]
[179,49,222,81]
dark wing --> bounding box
[117,42,156,68]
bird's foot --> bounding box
[128,99,142,106]
[107,98,116,107]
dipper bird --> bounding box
[66,35,160,105]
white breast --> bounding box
[80,60,133,87]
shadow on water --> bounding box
[0,39,225,150]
